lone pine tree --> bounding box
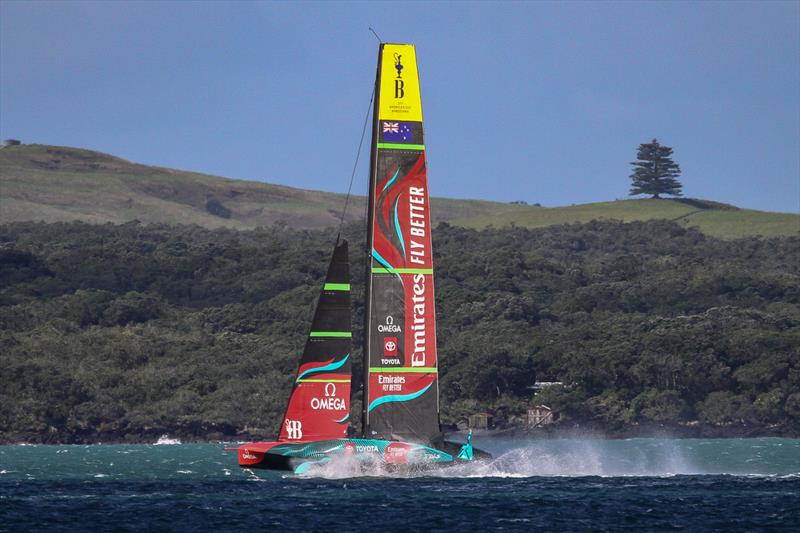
[629,139,682,198]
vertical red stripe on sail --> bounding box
[372,154,431,270]
[367,150,440,441]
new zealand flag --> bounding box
[382,121,414,143]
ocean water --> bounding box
[1,438,798,531]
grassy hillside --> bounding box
[1,144,797,239]
[453,198,800,240]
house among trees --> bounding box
[531,381,563,391]
[527,405,554,427]
[2,139,21,148]
[468,412,493,430]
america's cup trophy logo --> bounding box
[394,53,403,78]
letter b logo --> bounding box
[394,80,404,99]
[285,420,303,440]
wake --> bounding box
[294,439,697,479]
[289,437,800,479]
[433,441,695,478]
[294,439,736,479]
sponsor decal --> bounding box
[325,382,336,397]
[384,442,412,464]
[344,441,356,455]
[410,272,427,367]
[367,378,434,412]
[310,382,347,411]
[382,121,414,143]
[407,185,429,368]
[378,315,401,333]
[408,186,426,259]
[242,449,257,460]
[379,373,405,392]
[383,337,398,357]
[285,419,303,440]
[379,318,402,365]
[310,397,346,410]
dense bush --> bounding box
[0,219,797,442]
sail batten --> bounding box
[363,44,440,444]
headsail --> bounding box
[278,239,352,442]
[363,44,440,444]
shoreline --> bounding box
[2,423,797,446]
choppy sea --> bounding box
[1,437,798,531]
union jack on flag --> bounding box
[382,121,413,142]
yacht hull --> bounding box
[229,438,484,474]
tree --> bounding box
[629,139,682,198]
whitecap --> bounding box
[154,435,181,445]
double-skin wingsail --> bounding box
[362,44,440,445]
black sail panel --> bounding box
[278,240,352,442]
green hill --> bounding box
[1,220,798,443]
[1,144,797,239]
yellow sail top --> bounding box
[378,44,423,122]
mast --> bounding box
[362,43,440,444]
[362,44,384,437]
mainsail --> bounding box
[278,239,352,442]
[363,44,440,444]
[231,43,485,472]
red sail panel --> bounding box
[278,240,352,442]
[364,43,440,444]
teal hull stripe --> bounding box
[296,354,350,382]
[294,457,331,475]
[335,414,350,424]
[367,382,433,412]
[309,331,351,337]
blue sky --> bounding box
[1,1,798,213]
